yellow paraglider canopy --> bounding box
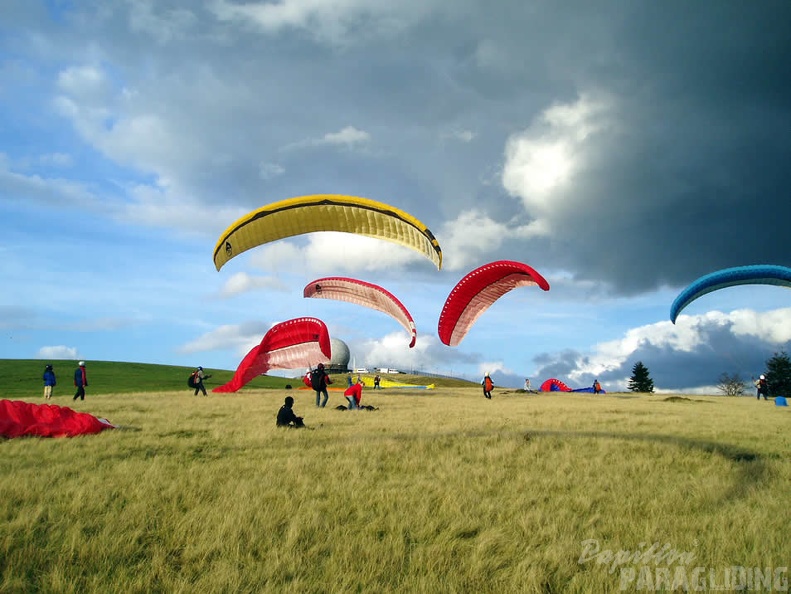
[213,194,443,271]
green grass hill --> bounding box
[0,359,476,399]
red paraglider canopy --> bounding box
[213,317,332,393]
[438,260,550,347]
[539,378,572,392]
[0,400,115,438]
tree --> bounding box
[764,351,791,397]
[716,372,746,396]
[628,361,654,393]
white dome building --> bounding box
[328,338,351,372]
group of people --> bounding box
[310,363,367,410]
[40,361,88,401]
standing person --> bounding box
[192,366,211,396]
[43,364,56,399]
[481,372,494,399]
[374,374,381,390]
[73,361,88,401]
[310,363,332,408]
[346,372,353,388]
[593,379,602,395]
[344,380,364,410]
[276,396,305,428]
[755,375,769,400]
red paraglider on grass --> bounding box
[213,317,332,393]
[0,400,115,439]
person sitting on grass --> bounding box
[276,396,305,428]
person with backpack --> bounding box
[311,363,332,408]
[755,374,769,400]
[593,379,602,395]
[191,366,211,396]
[481,372,494,399]
[73,361,88,401]
[43,364,56,399]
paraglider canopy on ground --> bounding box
[0,400,115,438]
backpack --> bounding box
[594,381,601,392]
[188,370,199,388]
[484,377,493,391]
[310,368,325,391]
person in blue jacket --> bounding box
[43,364,56,399]
[73,361,88,401]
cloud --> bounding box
[259,162,285,180]
[282,126,371,151]
[179,321,272,355]
[247,232,432,274]
[37,346,79,360]
[532,308,791,393]
[210,0,441,46]
[219,272,289,297]
[502,93,612,219]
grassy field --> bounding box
[2,363,790,593]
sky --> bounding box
[2,0,791,393]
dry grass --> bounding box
[2,387,790,593]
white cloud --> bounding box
[282,126,371,151]
[39,153,74,168]
[179,321,272,355]
[37,346,79,360]
[502,93,612,216]
[219,272,289,297]
[564,308,791,385]
[127,0,197,44]
[259,162,285,179]
[437,209,549,271]
[248,232,428,274]
[210,0,439,46]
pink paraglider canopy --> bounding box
[304,277,417,347]
[0,400,115,438]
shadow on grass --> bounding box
[522,428,767,503]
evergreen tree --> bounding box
[627,361,655,393]
[764,351,791,397]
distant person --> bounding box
[276,396,305,428]
[374,374,381,390]
[43,364,56,399]
[357,373,362,384]
[755,374,769,400]
[344,380,364,410]
[593,379,602,395]
[310,363,332,408]
[346,372,353,388]
[73,361,88,401]
[523,378,532,393]
[481,372,494,399]
[192,366,211,396]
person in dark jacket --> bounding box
[276,396,305,428]
[43,365,56,399]
[311,363,332,408]
[73,361,88,401]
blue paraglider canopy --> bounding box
[775,396,787,407]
